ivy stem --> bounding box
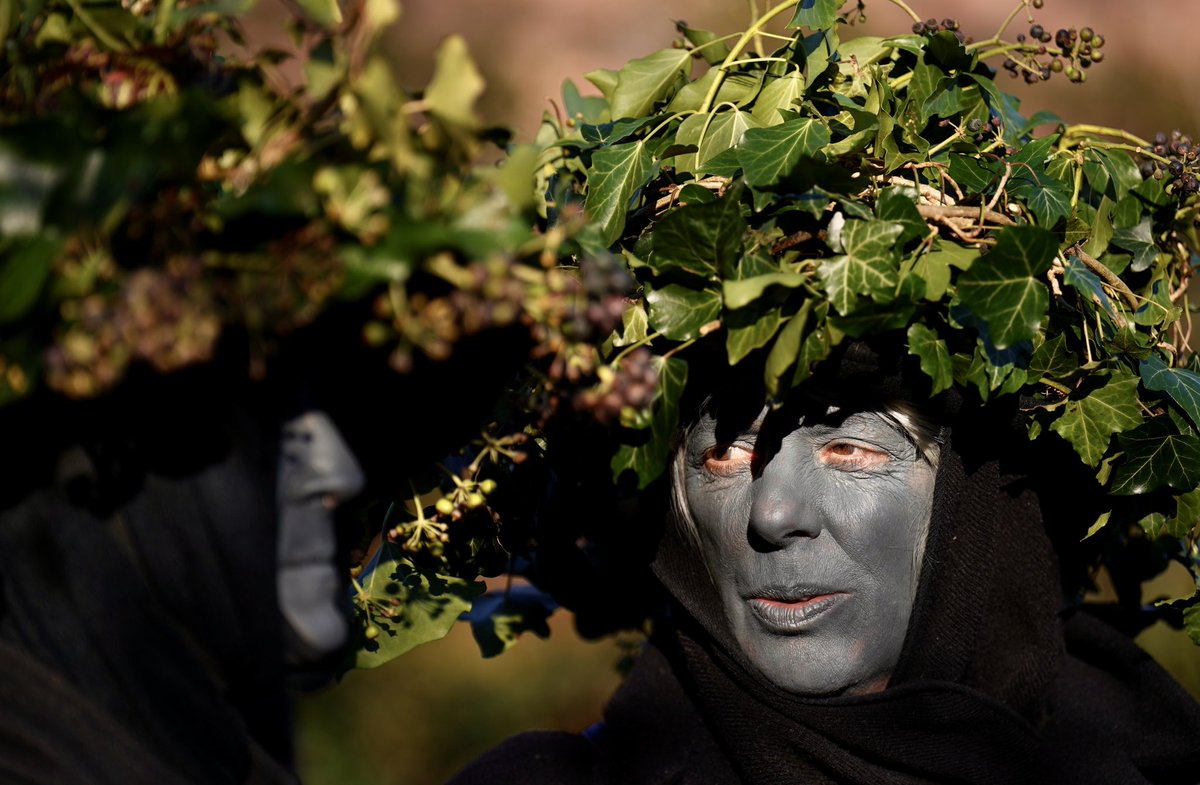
[699,0,802,115]
[926,130,965,158]
[883,0,922,24]
[746,0,765,57]
[64,0,128,51]
[1071,247,1141,310]
[1062,125,1151,149]
[970,0,1030,52]
[614,332,663,363]
[721,56,794,69]
[662,338,697,360]
[153,0,176,43]
[1070,158,1084,209]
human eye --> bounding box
[818,440,889,471]
[702,443,755,477]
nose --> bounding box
[747,443,828,549]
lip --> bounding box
[746,592,849,633]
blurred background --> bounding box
[279,1,1200,783]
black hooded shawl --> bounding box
[448,361,1200,785]
[0,384,299,785]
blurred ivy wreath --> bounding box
[1,0,1197,668]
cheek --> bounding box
[834,473,932,574]
[685,475,754,564]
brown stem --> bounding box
[1070,247,1140,311]
[915,204,1015,226]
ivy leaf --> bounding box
[609,48,691,119]
[1049,373,1143,466]
[650,189,746,278]
[907,323,953,394]
[1028,332,1075,379]
[751,70,805,125]
[1063,256,1118,321]
[956,225,1056,349]
[1020,179,1072,227]
[786,0,840,30]
[1112,217,1160,273]
[726,304,785,364]
[816,219,904,315]
[583,141,654,248]
[0,236,57,325]
[1110,417,1200,495]
[738,117,830,188]
[723,272,806,309]
[354,546,484,669]
[764,299,814,398]
[1141,354,1200,430]
[613,301,649,347]
[911,243,976,302]
[948,154,999,195]
[645,284,721,340]
[424,36,484,129]
[612,356,688,488]
[465,587,557,658]
[675,109,761,175]
[875,187,927,245]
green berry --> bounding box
[479,479,498,495]
[1079,27,1094,42]
[466,492,486,508]
[365,625,381,640]
[435,497,455,516]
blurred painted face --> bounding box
[276,411,364,663]
[683,403,937,696]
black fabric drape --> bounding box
[0,408,297,784]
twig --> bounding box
[1070,247,1140,311]
[916,204,1015,226]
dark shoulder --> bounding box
[445,730,597,785]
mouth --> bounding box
[745,591,849,633]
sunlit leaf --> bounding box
[1110,418,1200,495]
[645,284,721,340]
[956,225,1056,349]
[1141,354,1200,430]
[816,218,904,314]
[424,35,484,129]
[582,141,654,248]
[907,323,953,394]
[786,0,840,30]
[738,117,830,188]
[609,48,691,119]
[1049,373,1143,466]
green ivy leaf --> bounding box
[751,70,805,126]
[1168,488,1200,539]
[1020,179,1072,227]
[1049,373,1143,466]
[726,304,785,364]
[650,189,746,278]
[786,0,840,30]
[612,356,688,488]
[722,272,806,309]
[956,224,1056,349]
[675,109,762,175]
[875,187,927,245]
[1141,355,1200,430]
[1112,217,1159,273]
[354,547,484,669]
[424,35,484,129]
[1028,332,1075,379]
[613,300,649,347]
[583,141,654,248]
[645,284,721,340]
[764,298,814,398]
[609,48,691,119]
[1083,195,1114,258]
[911,243,976,302]
[907,323,953,394]
[947,154,999,195]
[0,236,57,325]
[816,218,904,315]
[738,117,830,188]
[1063,257,1118,321]
[1110,418,1200,495]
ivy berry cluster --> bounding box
[1002,22,1105,84]
[1141,131,1200,198]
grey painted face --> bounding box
[277,411,365,662]
[683,403,937,696]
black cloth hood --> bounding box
[647,396,1200,785]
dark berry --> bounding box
[912,21,923,33]
[1030,24,1044,38]
[1169,160,1185,177]
[967,117,984,132]
[1017,33,1026,43]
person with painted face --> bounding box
[449,341,1200,785]
[0,354,367,784]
